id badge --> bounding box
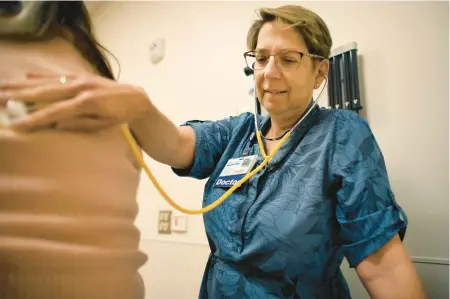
[214,155,258,188]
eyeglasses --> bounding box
[244,50,324,71]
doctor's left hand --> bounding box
[0,73,151,132]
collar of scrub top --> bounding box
[251,100,321,165]
[257,99,319,139]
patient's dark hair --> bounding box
[57,1,116,80]
[0,1,116,80]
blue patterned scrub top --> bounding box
[173,105,407,299]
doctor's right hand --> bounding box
[0,72,153,132]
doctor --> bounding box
[2,4,426,299]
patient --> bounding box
[0,2,147,299]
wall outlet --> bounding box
[158,210,172,234]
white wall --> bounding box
[91,2,449,298]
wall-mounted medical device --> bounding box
[327,42,363,114]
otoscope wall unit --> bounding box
[327,42,363,114]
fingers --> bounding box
[1,73,129,133]
[0,75,78,90]
[8,87,120,132]
[26,73,111,85]
[9,95,88,131]
[0,79,97,105]
[56,116,117,132]
[26,73,78,80]
[0,77,61,106]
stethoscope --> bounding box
[121,67,328,215]
[1,61,327,216]
[249,68,327,160]
[0,2,327,214]
[0,1,327,215]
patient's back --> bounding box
[0,37,148,299]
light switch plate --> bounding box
[172,215,188,233]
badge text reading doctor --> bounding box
[214,155,258,188]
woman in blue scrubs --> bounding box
[3,4,427,299]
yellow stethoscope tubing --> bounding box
[121,74,327,215]
[120,123,290,215]
[2,75,325,216]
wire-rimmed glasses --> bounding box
[244,50,324,71]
